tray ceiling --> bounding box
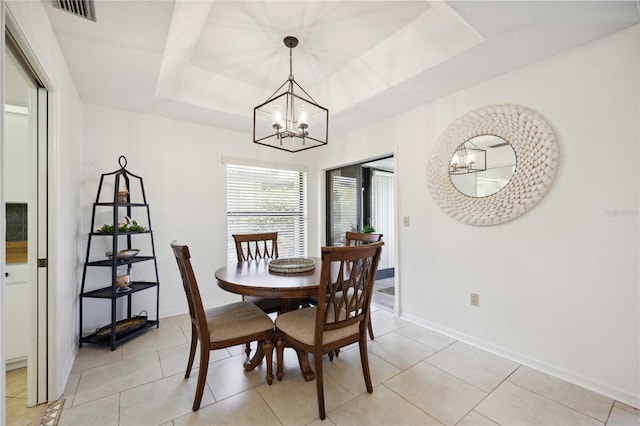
[42,0,640,138]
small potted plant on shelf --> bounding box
[96,216,147,234]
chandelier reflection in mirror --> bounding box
[450,140,486,174]
[450,135,517,198]
[253,36,328,153]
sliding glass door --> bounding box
[326,165,361,246]
[326,157,395,278]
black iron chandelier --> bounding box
[253,36,328,152]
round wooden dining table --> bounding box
[215,257,322,380]
[215,257,322,299]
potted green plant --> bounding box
[362,224,375,234]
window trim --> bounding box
[225,162,308,262]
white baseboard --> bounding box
[159,307,189,319]
[159,295,241,320]
[57,346,78,399]
[400,312,640,409]
[6,357,27,371]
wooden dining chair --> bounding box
[309,231,384,357]
[171,241,275,411]
[345,231,383,247]
[345,231,383,340]
[233,232,279,261]
[275,241,383,420]
[232,232,283,357]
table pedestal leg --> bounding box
[295,349,315,381]
[275,338,316,381]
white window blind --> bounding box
[329,174,358,246]
[226,164,307,262]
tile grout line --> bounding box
[455,363,523,425]
[605,401,616,424]
[70,350,167,410]
[366,338,466,424]
[506,375,612,424]
[378,382,446,425]
[117,391,122,426]
[67,369,84,409]
[253,387,285,426]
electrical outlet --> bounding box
[403,216,410,227]
[470,293,479,306]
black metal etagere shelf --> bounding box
[79,156,160,350]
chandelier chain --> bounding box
[289,46,294,80]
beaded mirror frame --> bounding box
[427,104,559,225]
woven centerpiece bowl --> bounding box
[268,258,315,274]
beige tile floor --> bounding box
[370,277,394,311]
[5,368,48,425]
[57,308,640,426]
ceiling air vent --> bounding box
[52,0,96,22]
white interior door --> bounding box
[4,29,48,407]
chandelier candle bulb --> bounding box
[272,105,283,129]
[466,152,475,166]
[452,153,460,167]
[298,105,308,128]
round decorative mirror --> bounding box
[427,104,558,226]
[449,135,516,198]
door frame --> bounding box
[325,156,395,250]
[3,8,57,408]
[325,155,395,276]
[323,154,398,314]
[1,7,6,421]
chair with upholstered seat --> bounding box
[309,231,383,354]
[171,241,275,411]
[275,241,383,420]
[233,232,283,358]
[345,231,383,340]
[233,232,283,312]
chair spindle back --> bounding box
[316,242,383,340]
[233,232,279,261]
[171,242,208,341]
[345,231,383,246]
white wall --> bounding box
[80,104,321,328]
[4,110,28,202]
[5,0,85,399]
[314,24,640,406]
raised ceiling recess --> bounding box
[427,104,559,226]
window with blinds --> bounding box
[329,174,358,246]
[226,164,307,262]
